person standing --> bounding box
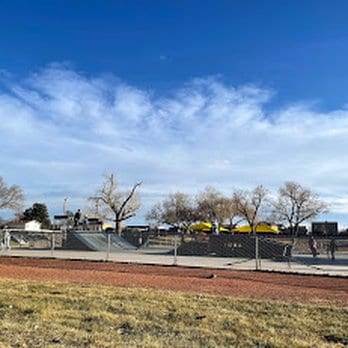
[83,215,89,230]
[328,238,337,260]
[74,209,81,227]
[308,236,318,258]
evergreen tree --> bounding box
[23,203,51,229]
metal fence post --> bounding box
[255,236,259,270]
[4,230,11,252]
[1,230,4,252]
[51,232,55,257]
[173,235,178,266]
[106,232,111,261]
[258,237,262,270]
[1,231,3,252]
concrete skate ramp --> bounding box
[68,232,137,251]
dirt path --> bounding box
[0,257,347,305]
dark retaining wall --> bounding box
[177,235,290,259]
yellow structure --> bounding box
[102,223,113,231]
[190,222,229,233]
[233,223,279,234]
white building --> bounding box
[9,220,42,231]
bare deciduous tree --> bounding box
[146,192,196,232]
[83,199,111,224]
[195,186,237,226]
[0,176,24,213]
[90,174,141,235]
[271,181,328,235]
[232,185,269,234]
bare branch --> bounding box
[90,174,142,234]
[0,177,24,212]
[146,192,196,232]
[232,185,269,234]
[271,181,328,235]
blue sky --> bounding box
[2,0,348,108]
[1,1,348,227]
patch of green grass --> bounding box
[0,278,346,347]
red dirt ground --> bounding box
[0,257,347,305]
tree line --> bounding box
[0,174,142,234]
[0,175,328,236]
[146,182,328,236]
[0,177,53,229]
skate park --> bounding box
[1,226,348,277]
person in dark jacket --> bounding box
[74,209,81,227]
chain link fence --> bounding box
[1,229,347,276]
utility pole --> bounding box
[63,197,68,214]
[95,200,99,216]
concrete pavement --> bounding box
[1,247,347,277]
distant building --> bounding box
[8,220,42,231]
[311,221,338,236]
[278,225,307,235]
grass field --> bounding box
[0,278,347,347]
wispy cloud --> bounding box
[1,64,348,223]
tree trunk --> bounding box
[115,220,122,235]
[289,224,294,236]
[294,223,299,237]
[115,214,122,236]
[251,223,256,235]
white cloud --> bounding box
[1,65,348,224]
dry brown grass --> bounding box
[0,278,347,347]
